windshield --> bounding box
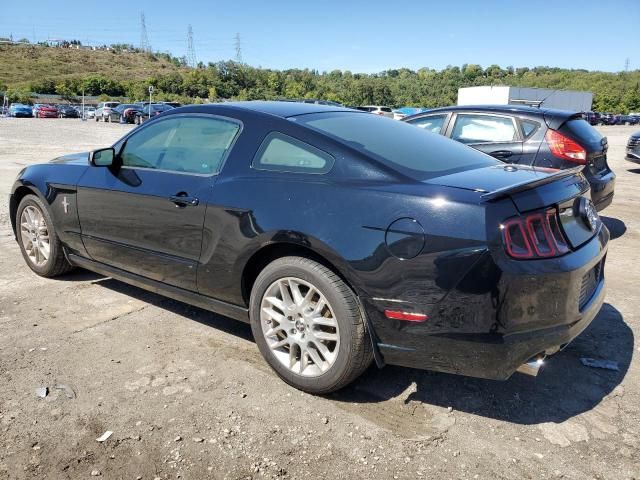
[294,112,499,179]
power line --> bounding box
[140,12,151,52]
[187,24,197,67]
[234,32,242,63]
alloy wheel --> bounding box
[20,205,50,267]
[260,277,340,377]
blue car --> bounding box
[9,104,33,118]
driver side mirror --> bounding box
[89,147,115,167]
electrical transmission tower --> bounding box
[140,12,151,52]
[625,57,630,72]
[187,25,197,67]
[234,32,242,63]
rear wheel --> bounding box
[250,257,372,394]
[16,195,74,277]
[105,115,110,123]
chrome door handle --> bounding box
[169,194,199,207]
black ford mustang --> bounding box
[9,101,608,394]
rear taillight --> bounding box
[545,130,586,164]
[502,209,569,259]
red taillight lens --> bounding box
[545,130,586,164]
[502,210,569,259]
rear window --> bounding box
[381,107,392,113]
[560,118,604,145]
[293,112,499,180]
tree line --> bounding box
[3,58,640,113]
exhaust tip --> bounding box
[516,355,546,377]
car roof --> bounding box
[201,100,355,118]
[409,104,577,117]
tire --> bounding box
[249,256,372,394]
[95,115,99,122]
[15,195,74,278]
[105,115,110,123]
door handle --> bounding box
[169,193,199,207]
[490,150,513,159]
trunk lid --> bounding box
[426,164,596,249]
[556,117,609,174]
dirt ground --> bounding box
[0,118,638,480]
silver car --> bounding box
[356,105,394,118]
[94,102,121,122]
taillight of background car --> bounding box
[545,130,587,165]
[502,209,570,259]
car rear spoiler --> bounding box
[481,166,584,202]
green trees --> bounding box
[3,48,639,112]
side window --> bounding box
[521,119,540,138]
[120,116,240,174]
[407,114,448,135]
[451,114,517,144]
[252,132,334,174]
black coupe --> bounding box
[9,102,608,393]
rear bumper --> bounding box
[626,148,640,163]
[587,169,615,211]
[365,226,608,380]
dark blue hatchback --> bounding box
[403,105,616,211]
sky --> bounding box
[1,0,638,73]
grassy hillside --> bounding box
[0,44,181,87]
[1,43,639,113]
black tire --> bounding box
[95,115,99,122]
[15,195,74,278]
[105,115,110,123]
[249,256,373,394]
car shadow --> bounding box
[80,273,631,425]
[627,168,640,174]
[89,277,253,341]
[601,216,627,240]
[331,303,632,425]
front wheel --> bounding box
[16,195,74,277]
[250,257,373,394]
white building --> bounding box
[458,86,593,112]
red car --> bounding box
[33,104,59,118]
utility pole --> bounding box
[148,85,154,119]
[234,32,242,63]
[187,25,197,68]
[624,57,630,72]
[140,12,151,52]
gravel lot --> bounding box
[0,118,638,480]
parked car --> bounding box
[583,111,601,126]
[57,105,80,119]
[9,101,608,393]
[162,101,183,108]
[8,103,33,118]
[85,107,96,119]
[403,105,616,211]
[355,105,394,118]
[106,104,142,123]
[95,101,121,122]
[619,115,639,126]
[599,113,617,126]
[626,131,640,163]
[392,107,430,121]
[134,103,174,124]
[33,104,59,118]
